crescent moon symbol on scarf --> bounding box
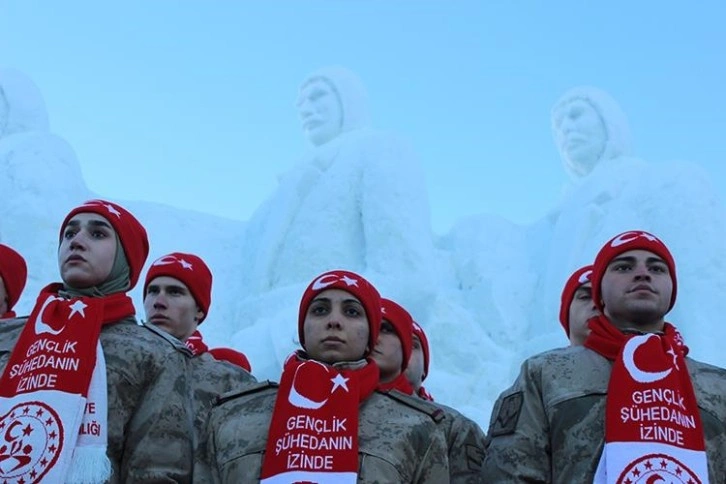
[623,334,672,384]
[34,295,66,335]
[288,361,330,409]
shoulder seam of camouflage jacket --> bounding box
[140,322,194,355]
[379,389,446,423]
[215,380,279,405]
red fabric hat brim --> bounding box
[298,270,381,355]
[144,252,213,323]
[60,200,149,290]
[0,244,28,311]
[381,298,413,373]
[559,265,594,336]
[412,321,430,380]
[591,231,677,313]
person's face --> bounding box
[0,276,8,314]
[553,99,607,177]
[297,79,343,146]
[371,320,404,383]
[567,282,599,346]
[600,249,673,330]
[302,288,369,364]
[404,334,425,391]
[58,213,117,288]
[144,276,203,342]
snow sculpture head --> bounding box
[297,66,371,146]
[551,86,632,179]
[0,68,50,138]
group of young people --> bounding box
[0,199,724,483]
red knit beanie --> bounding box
[381,298,413,373]
[411,321,430,380]
[60,199,149,290]
[298,270,381,353]
[559,265,593,336]
[0,244,27,313]
[591,230,677,312]
[144,252,213,323]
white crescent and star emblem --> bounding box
[288,361,330,410]
[33,296,66,336]
[311,274,339,291]
[152,256,193,270]
[67,301,87,320]
[611,231,660,248]
[623,334,673,383]
[578,270,593,284]
[330,374,349,394]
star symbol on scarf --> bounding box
[178,259,193,270]
[104,203,121,218]
[68,300,87,319]
[340,275,358,287]
[667,346,679,370]
[330,374,350,393]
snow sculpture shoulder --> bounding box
[0,68,89,313]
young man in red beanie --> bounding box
[143,252,256,479]
[399,318,488,483]
[0,199,197,482]
[203,270,449,483]
[0,243,28,319]
[143,251,253,371]
[484,230,726,482]
[559,264,599,345]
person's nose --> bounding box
[632,263,651,281]
[326,317,342,330]
[153,294,168,309]
[299,99,314,119]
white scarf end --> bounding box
[65,446,112,484]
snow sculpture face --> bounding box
[297,78,344,146]
[552,98,608,178]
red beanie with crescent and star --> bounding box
[0,244,28,315]
[143,252,213,323]
[559,265,593,336]
[60,199,149,290]
[591,230,677,313]
[381,298,413,373]
[412,321,430,380]
[298,270,382,353]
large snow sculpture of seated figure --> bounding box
[231,67,438,379]
[533,86,726,365]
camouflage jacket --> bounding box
[203,382,451,483]
[190,351,257,480]
[482,345,726,483]
[0,317,196,483]
[433,402,487,483]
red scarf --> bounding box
[1,311,16,319]
[260,352,379,484]
[184,330,209,355]
[0,283,134,483]
[584,316,709,483]
[417,386,434,402]
[377,372,414,395]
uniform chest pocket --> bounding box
[358,449,407,483]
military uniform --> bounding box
[189,351,257,480]
[204,383,451,483]
[482,345,726,483]
[433,402,487,483]
[0,317,196,483]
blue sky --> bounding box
[1,1,724,234]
